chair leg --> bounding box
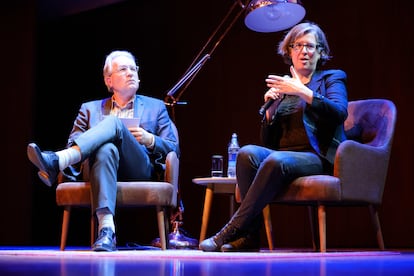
[369,204,385,250]
[308,206,320,251]
[318,205,326,252]
[90,214,96,248]
[199,187,213,242]
[262,204,274,250]
[164,207,170,249]
[157,206,168,250]
[60,206,71,251]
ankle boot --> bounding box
[220,231,260,252]
[199,223,241,252]
[220,214,262,252]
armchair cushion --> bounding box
[275,175,341,202]
[56,181,175,207]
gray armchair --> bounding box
[236,99,397,252]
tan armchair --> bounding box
[236,99,397,252]
[55,123,180,250]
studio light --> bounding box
[244,0,306,33]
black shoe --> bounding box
[27,143,59,187]
[199,223,241,252]
[199,237,220,252]
[92,227,117,252]
[221,232,260,252]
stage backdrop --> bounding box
[2,0,413,249]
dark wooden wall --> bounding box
[3,0,413,249]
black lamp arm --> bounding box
[164,1,247,109]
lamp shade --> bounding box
[244,0,306,33]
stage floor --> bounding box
[0,247,413,276]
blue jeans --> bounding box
[231,144,327,231]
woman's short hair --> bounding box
[278,22,331,67]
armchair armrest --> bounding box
[164,151,179,207]
[334,140,391,204]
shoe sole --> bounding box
[221,247,260,252]
[27,143,53,187]
[92,245,117,252]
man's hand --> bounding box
[129,127,154,148]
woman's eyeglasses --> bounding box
[289,43,321,53]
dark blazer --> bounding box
[261,69,348,164]
[64,94,179,178]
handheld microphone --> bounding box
[259,99,275,116]
[259,75,289,116]
[258,93,286,116]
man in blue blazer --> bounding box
[27,50,179,252]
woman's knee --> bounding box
[261,156,283,173]
[237,145,268,169]
[237,145,257,163]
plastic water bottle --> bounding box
[227,133,240,178]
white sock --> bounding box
[55,147,81,171]
[96,209,115,233]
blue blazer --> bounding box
[261,69,348,164]
[64,94,179,177]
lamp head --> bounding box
[244,0,306,33]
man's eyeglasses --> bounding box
[113,65,139,75]
[289,43,321,53]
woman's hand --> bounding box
[265,66,313,104]
[264,87,281,102]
